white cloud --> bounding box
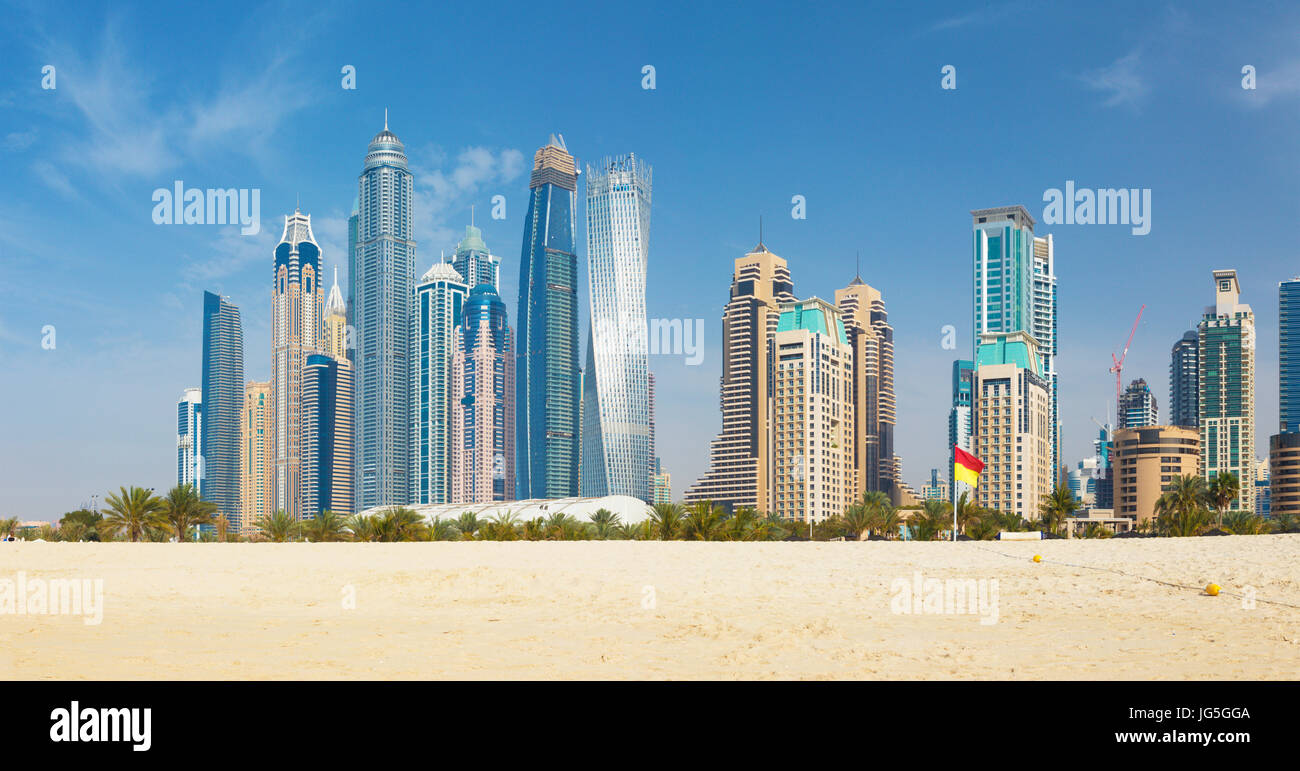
[411,145,526,256]
[1080,51,1149,108]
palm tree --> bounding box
[300,509,348,542]
[256,510,299,542]
[588,508,621,539]
[953,491,979,535]
[521,517,547,540]
[966,512,1000,540]
[0,517,20,539]
[1222,510,1266,535]
[842,500,873,540]
[724,506,761,540]
[162,483,217,541]
[214,514,232,542]
[345,514,377,542]
[376,507,426,542]
[1037,484,1080,536]
[482,511,521,541]
[1271,510,1299,534]
[682,500,726,541]
[1206,472,1240,528]
[428,517,459,541]
[871,503,903,540]
[1155,475,1211,537]
[454,512,482,540]
[1081,522,1114,539]
[102,486,167,542]
[910,500,951,541]
[649,502,686,540]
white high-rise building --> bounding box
[177,388,202,493]
[582,154,652,501]
[412,261,469,505]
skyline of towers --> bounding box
[1117,378,1158,429]
[240,380,272,533]
[684,243,794,510]
[413,261,469,504]
[516,136,581,501]
[768,297,856,522]
[176,388,202,495]
[201,290,244,527]
[353,119,417,510]
[971,330,1052,522]
[451,285,515,503]
[1199,269,1256,512]
[581,154,653,501]
[271,210,324,521]
[1169,329,1199,428]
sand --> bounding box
[1,535,1298,679]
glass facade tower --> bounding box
[582,154,652,501]
[516,136,580,500]
[1279,278,1300,432]
[353,119,416,509]
[201,291,244,524]
[413,262,468,504]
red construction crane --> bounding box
[1110,305,1146,423]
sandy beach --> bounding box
[1,535,1298,680]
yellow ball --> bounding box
[1205,583,1221,596]
[1032,554,1042,563]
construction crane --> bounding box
[1109,305,1146,425]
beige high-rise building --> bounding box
[1113,426,1199,525]
[685,242,794,511]
[835,276,896,503]
[1269,432,1300,518]
[1198,269,1256,511]
[972,330,1051,522]
[240,380,273,534]
[272,210,325,521]
[767,297,855,522]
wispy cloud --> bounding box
[1080,51,1149,108]
[1240,58,1300,107]
[411,145,526,257]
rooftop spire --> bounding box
[384,107,388,131]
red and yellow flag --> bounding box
[953,447,984,487]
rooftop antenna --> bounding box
[758,215,764,248]
[295,192,300,213]
[856,250,861,281]
[471,204,475,228]
[384,108,388,131]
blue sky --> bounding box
[2,0,1299,518]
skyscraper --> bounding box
[201,291,244,524]
[768,297,856,523]
[1169,330,1199,428]
[971,206,1058,475]
[452,223,501,291]
[1279,278,1300,432]
[353,117,416,509]
[240,380,272,533]
[177,388,202,495]
[947,359,974,502]
[1117,378,1158,429]
[413,261,469,504]
[302,353,354,519]
[582,154,652,501]
[451,285,515,503]
[835,276,896,501]
[651,457,671,505]
[971,330,1052,521]
[685,243,794,510]
[516,136,580,501]
[1199,269,1256,511]
[272,210,324,521]
[345,197,359,364]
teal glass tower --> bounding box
[516,136,580,500]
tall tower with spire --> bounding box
[353,117,416,509]
[517,135,580,500]
[451,220,500,291]
[271,208,324,521]
[684,242,794,511]
[835,267,897,501]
